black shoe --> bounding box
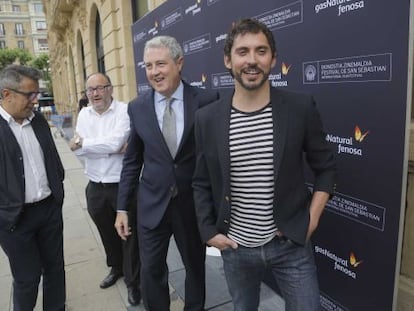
[127,286,141,306]
[99,268,123,289]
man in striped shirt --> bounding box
[193,19,337,311]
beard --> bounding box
[232,65,270,91]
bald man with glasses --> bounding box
[70,72,141,306]
[0,64,66,310]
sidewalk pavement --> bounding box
[0,127,285,311]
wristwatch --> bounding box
[75,137,81,146]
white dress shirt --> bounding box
[154,81,184,147]
[0,105,51,203]
[74,99,130,183]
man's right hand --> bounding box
[115,212,131,240]
[207,234,238,251]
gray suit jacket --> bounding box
[193,87,337,245]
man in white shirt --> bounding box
[70,72,140,306]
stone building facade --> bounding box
[43,0,414,310]
[0,0,48,55]
[43,0,163,113]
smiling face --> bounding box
[144,46,183,98]
[85,73,113,114]
[225,31,276,92]
[1,77,39,123]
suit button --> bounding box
[224,219,229,224]
[225,196,230,201]
[174,164,178,169]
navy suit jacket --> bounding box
[193,87,337,245]
[0,111,65,230]
[117,82,219,229]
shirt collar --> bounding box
[154,81,184,104]
[88,98,115,116]
[0,104,34,124]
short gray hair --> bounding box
[144,35,183,62]
[0,65,42,92]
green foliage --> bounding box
[15,48,32,65]
[31,53,52,94]
[31,53,49,72]
[0,48,33,70]
[0,49,18,69]
[0,50,52,94]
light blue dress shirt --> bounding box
[154,81,184,147]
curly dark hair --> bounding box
[223,18,277,59]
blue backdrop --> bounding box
[131,1,411,310]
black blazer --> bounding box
[0,111,65,230]
[193,87,337,245]
[117,82,219,229]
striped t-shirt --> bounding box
[228,103,277,247]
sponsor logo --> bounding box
[183,33,212,55]
[303,53,391,84]
[148,21,159,36]
[137,61,145,69]
[320,292,349,311]
[354,125,369,142]
[350,252,363,268]
[215,33,227,44]
[190,74,207,89]
[160,7,183,30]
[185,0,202,16]
[133,31,147,44]
[325,190,386,231]
[137,83,151,94]
[255,1,303,30]
[269,62,291,87]
[304,64,318,82]
[326,125,369,156]
[281,62,291,76]
[314,0,365,17]
[211,72,234,89]
[315,246,363,279]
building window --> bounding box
[36,21,47,30]
[15,23,24,35]
[12,5,20,12]
[18,41,24,49]
[0,41,6,49]
[38,38,48,51]
[131,0,148,22]
[95,12,105,73]
[34,3,43,13]
[0,24,5,36]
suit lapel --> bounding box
[271,88,288,183]
[178,85,196,154]
[216,92,232,189]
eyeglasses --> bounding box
[8,88,42,101]
[85,85,112,95]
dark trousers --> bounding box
[86,181,140,288]
[0,197,66,311]
[139,195,206,311]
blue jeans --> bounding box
[221,237,320,311]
